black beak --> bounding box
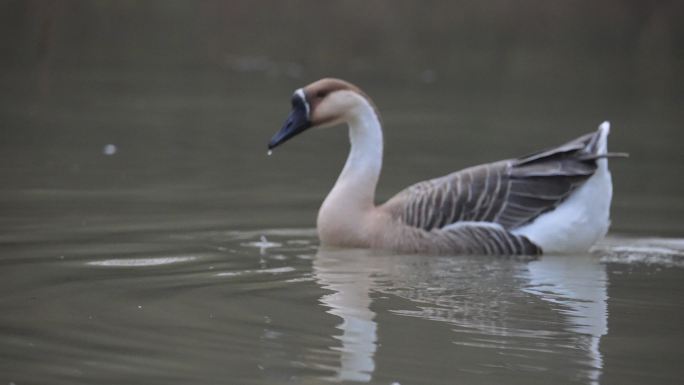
[268,93,311,150]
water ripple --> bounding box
[87,255,198,267]
[596,236,684,267]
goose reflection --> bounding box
[312,248,608,383]
[313,248,383,382]
[524,255,608,385]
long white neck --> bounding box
[338,105,383,206]
[319,101,383,224]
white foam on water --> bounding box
[596,236,684,267]
[88,255,197,267]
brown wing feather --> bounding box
[382,129,614,231]
[433,223,542,255]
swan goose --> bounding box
[268,78,625,255]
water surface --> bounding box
[1,21,683,382]
[1,220,683,385]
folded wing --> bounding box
[382,130,612,232]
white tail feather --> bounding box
[512,122,613,253]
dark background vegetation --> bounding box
[2,1,681,94]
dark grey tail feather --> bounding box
[515,132,594,166]
[584,128,602,154]
[578,152,629,161]
[516,127,629,167]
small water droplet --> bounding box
[103,144,117,156]
[267,150,273,156]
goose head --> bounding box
[268,78,375,150]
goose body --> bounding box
[268,78,623,255]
